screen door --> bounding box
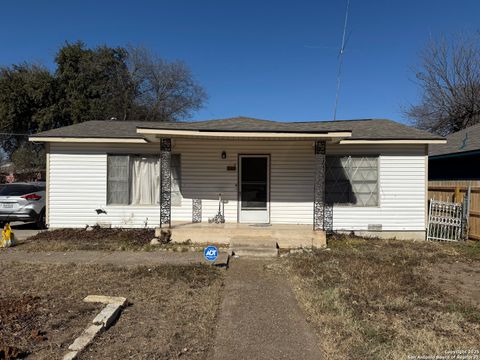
[238,155,269,223]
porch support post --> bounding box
[314,140,326,231]
[160,138,172,228]
[192,199,202,223]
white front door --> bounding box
[238,155,270,223]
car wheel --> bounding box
[36,209,46,229]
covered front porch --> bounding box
[137,124,350,248]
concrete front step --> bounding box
[231,241,277,249]
[231,247,279,258]
[230,236,278,257]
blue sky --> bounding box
[1,0,479,123]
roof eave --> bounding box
[339,139,446,145]
[429,148,480,159]
[29,136,148,144]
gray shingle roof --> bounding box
[429,123,480,157]
[31,116,443,141]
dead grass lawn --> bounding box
[0,262,223,359]
[18,228,156,251]
[16,228,228,252]
[285,235,480,360]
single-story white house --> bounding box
[29,117,445,247]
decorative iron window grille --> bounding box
[326,156,379,207]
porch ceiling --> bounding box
[137,127,352,142]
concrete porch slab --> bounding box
[167,222,326,249]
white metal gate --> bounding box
[427,200,464,242]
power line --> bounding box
[333,0,351,121]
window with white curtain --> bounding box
[171,155,182,206]
[107,154,181,206]
[130,156,160,205]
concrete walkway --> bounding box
[213,258,324,360]
[0,249,229,266]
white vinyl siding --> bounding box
[328,144,426,231]
[47,140,426,232]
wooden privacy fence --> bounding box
[428,180,480,241]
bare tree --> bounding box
[127,46,207,122]
[406,34,480,135]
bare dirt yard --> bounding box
[16,228,157,251]
[0,262,223,359]
[14,228,227,252]
[283,235,480,360]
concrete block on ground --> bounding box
[92,303,122,328]
[63,351,78,360]
[96,222,111,229]
[83,295,127,306]
[68,324,103,351]
[154,227,172,242]
[150,238,160,245]
[312,230,327,248]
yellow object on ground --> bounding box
[1,223,15,248]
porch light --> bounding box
[221,151,227,159]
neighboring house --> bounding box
[429,123,480,180]
[29,117,444,243]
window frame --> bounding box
[325,154,380,208]
[106,154,131,206]
[106,153,182,207]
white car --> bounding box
[0,182,46,229]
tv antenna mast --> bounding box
[333,0,351,120]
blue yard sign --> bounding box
[204,245,218,262]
